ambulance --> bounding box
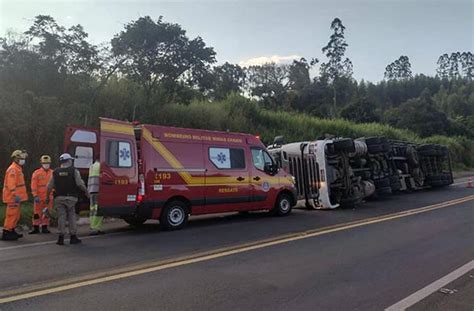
[64,118,297,230]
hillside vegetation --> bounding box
[156,95,474,169]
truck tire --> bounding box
[160,200,189,230]
[390,176,401,192]
[374,177,391,189]
[122,216,147,227]
[333,138,355,153]
[364,137,381,145]
[367,144,384,154]
[340,196,362,208]
[271,193,293,216]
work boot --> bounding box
[41,226,51,234]
[12,229,23,238]
[70,235,82,245]
[1,230,18,241]
[29,225,40,234]
[56,235,64,245]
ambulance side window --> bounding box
[106,140,132,168]
[251,148,273,171]
[209,147,245,169]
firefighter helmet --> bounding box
[11,150,27,160]
[40,155,52,164]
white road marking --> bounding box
[385,260,474,311]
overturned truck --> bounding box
[268,137,375,209]
[268,136,454,209]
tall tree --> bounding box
[436,53,450,79]
[320,17,353,117]
[245,63,291,109]
[384,56,412,80]
[448,52,460,78]
[25,15,100,75]
[210,62,246,100]
[288,57,316,92]
[459,51,473,79]
[111,16,216,117]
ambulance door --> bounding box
[99,118,139,216]
[250,147,280,209]
[203,145,252,214]
[64,126,99,176]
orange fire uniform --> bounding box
[2,162,28,231]
[31,167,53,226]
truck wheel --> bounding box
[367,144,384,154]
[122,216,147,227]
[271,193,293,216]
[333,138,355,153]
[374,177,391,189]
[340,196,362,208]
[364,137,382,145]
[160,200,189,230]
[390,176,401,192]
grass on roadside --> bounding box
[0,202,58,229]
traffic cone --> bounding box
[467,177,473,188]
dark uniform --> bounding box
[47,157,89,245]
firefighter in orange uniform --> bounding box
[2,150,29,241]
[29,155,53,234]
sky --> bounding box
[0,0,472,82]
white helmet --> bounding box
[59,153,74,162]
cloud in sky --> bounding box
[239,54,301,67]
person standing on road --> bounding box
[2,150,28,241]
[46,153,89,245]
[29,155,53,234]
[88,158,104,235]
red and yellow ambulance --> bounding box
[64,118,297,230]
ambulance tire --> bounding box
[122,216,146,227]
[271,193,293,216]
[160,200,189,230]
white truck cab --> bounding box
[268,137,374,209]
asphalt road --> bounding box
[0,179,473,311]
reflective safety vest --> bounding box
[88,161,100,193]
[3,162,28,203]
[31,167,53,200]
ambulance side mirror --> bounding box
[264,163,278,175]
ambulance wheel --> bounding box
[160,200,189,230]
[271,193,293,216]
[122,216,146,227]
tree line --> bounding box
[0,15,473,178]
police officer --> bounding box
[46,153,89,245]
